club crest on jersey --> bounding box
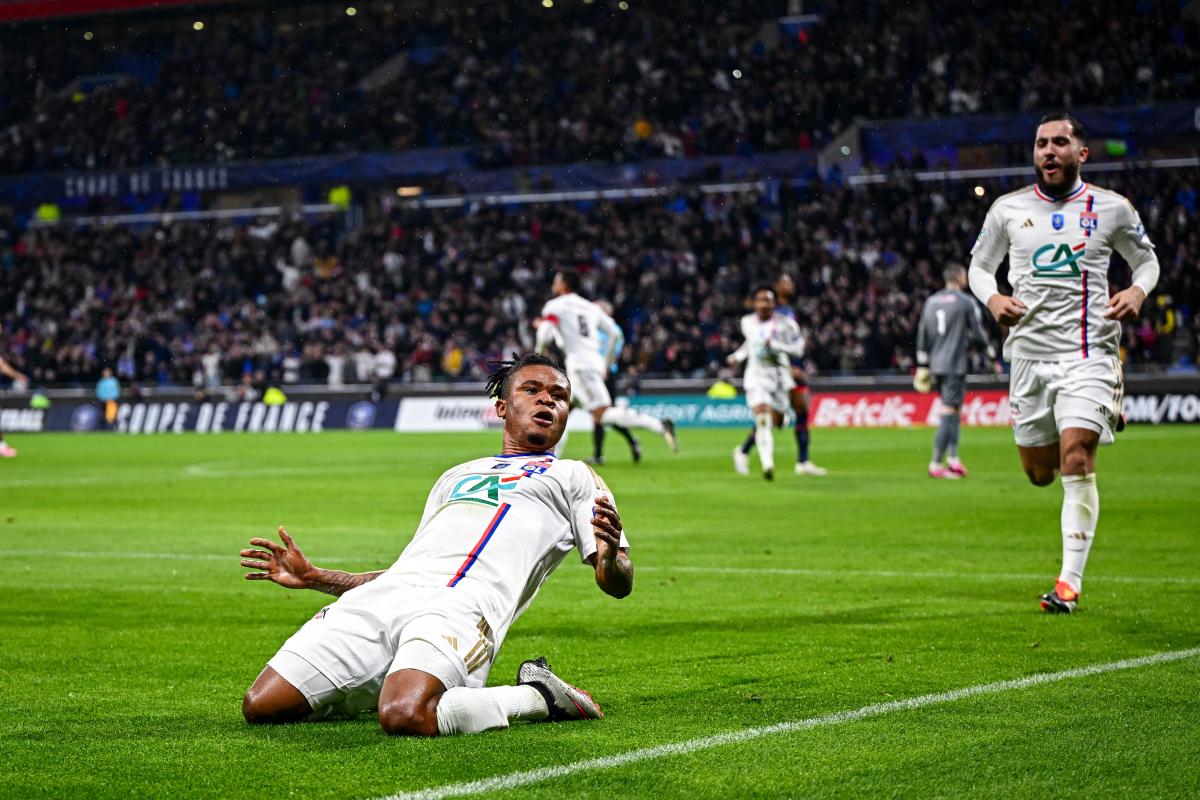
[1051,213,1064,230]
[520,457,554,475]
[1031,242,1086,279]
[1079,210,1098,231]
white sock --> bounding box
[1059,473,1098,592]
[600,406,664,435]
[755,412,774,472]
[435,685,548,736]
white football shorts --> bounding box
[1008,355,1123,447]
[567,366,613,411]
[744,367,795,415]
[267,584,496,719]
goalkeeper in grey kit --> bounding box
[914,264,998,479]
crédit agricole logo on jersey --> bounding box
[1031,242,1086,279]
[449,474,522,507]
[447,458,554,507]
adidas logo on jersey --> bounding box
[1021,218,1034,228]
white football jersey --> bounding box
[539,293,620,373]
[350,452,627,647]
[970,181,1155,360]
[733,312,805,383]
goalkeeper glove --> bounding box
[913,367,933,393]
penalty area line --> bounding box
[380,647,1200,800]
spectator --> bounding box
[371,341,398,403]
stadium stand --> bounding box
[0,0,1195,173]
[2,166,1196,387]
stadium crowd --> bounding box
[1,0,1196,174]
[1,166,1196,389]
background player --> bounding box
[536,269,677,462]
[594,298,643,464]
[731,276,826,476]
[240,353,632,735]
[0,354,29,458]
[914,263,999,479]
[727,286,807,480]
[968,112,1159,613]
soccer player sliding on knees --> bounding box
[239,353,633,735]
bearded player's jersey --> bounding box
[538,293,621,373]
[731,312,805,384]
[969,181,1155,360]
[350,453,627,647]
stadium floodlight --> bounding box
[346,7,357,16]
[193,21,204,31]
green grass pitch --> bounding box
[2,425,1198,799]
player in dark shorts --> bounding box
[914,264,998,478]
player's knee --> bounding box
[1024,465,1057,487]
[242,667,312,724]
[1060,447,1090,476]
[378,697,438,737]
[242,687,304,725]
[242,690,270,724]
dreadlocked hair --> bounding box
[484,352,567,399]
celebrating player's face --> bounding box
[497,365,571,451]
[753,290,775,320]
[1033,120,1088,194]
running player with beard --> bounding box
[967,113,1159,613]
[239,354,632,735]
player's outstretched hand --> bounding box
[1104,286,1146,321]
[241,526,315,589]
[986,295,1028,326]
[913,367,932,393]
[591,496,623,551]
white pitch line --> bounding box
[0,550,1196,585]
[382,647,1200,800]
[642,565,1200,586]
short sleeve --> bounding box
[969,202,1010,269]
[570,462,629,563]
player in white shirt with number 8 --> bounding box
[967,113,1159,613]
